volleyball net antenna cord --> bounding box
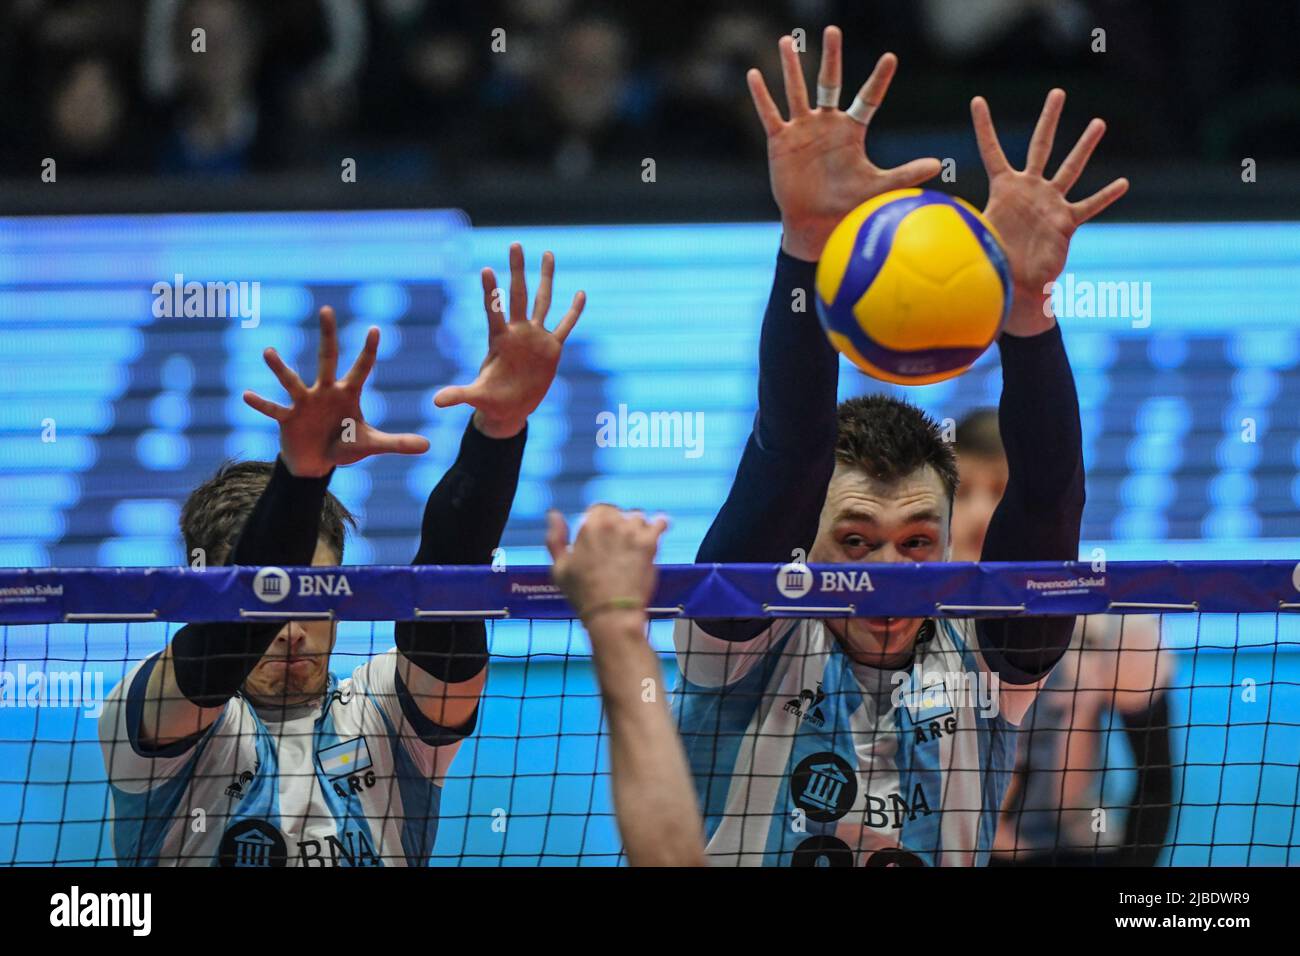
[0,561,1296,866]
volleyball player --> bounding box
[546,505,707,867]
[672,26,1130,865]
[98,244,584,866]
[951,410,1176,866]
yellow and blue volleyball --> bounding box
[814,188,1012,385]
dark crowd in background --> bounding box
[1,0,1297,184]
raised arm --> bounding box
[970,89,1129,683]
[140,307,429,746]
[548,505,706,867]
[394,244,584,730]
[697,27,940,639]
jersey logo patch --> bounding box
[790,751,857,822]
[901,681,954,724]
[218,819,287,867]
[224,769,254,799]
[317,737,372,779]
[783,682,827,727]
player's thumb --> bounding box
[544,509,569,564]
[433,384,468,408]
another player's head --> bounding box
[811,395,958,664]
[181,461,355,706]
[951,409,1008,562]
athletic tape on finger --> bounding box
[816,83,841,108]
[846,95,878,126]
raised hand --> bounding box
[243,306,430,477]
[434,243,585,439]
[971,89,1129,335]
[546,506,668,623]
[747,25,941,262]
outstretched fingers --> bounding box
[778,34,810,117]
[262,347,309,402]
[747,68,784,137]
[315,306,339,387]
[481,267,506,337]
[879,156,943,192]
[342,326,380,390]
[365,429,430,457]
[432,381,482,409]
[1025,88,1065,176]
[847,51,898,129]
[1071,177,1130,225]
[552,290,587,343]
[242,390,290,422]
[508,242,528,322]
[1052,117,1107,194]
[532,251,555,325]
[970,96,1011,177]
[815,25,842,107]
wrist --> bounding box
[1001,287,1056,338]
[472,409,527,440]
[278,452,332,480]
[579,597,646,626]
[780,220,832,263]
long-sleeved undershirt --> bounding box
[697,247,1085,684]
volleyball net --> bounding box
[1,560,1297,866]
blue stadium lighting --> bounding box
[109,499,180,537]
[349,282,412,323]
[0,212,1297,572]
[148,391,191,430]
[134,430,189,470]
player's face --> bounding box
[242,539,339,708]
[810,462,949,667]
[951,452,1008,562]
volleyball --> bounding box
[814,188,1013,385]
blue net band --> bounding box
[1,560,1297,623]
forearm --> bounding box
[696,249,838,639]
[1120,695,1175,866]
[411,418,526,565]
[170,457,333,707]
[978,323,1086,681]
[396,418,526,683]
[589,609,707,867]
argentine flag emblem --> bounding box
[902,682,954,724]
[318,737,373,779]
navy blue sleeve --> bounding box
[977,323,1086,683]
[1119,694,1175,866]
[126,652,212,757]
[695,248,840,641]
[171,457,333,707]
[394,418,525,683]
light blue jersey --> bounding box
[672,617,1042,866]
[99,649,469,866]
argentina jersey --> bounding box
[672,616,1042,866]
[99,648,470,866]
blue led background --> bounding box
[3,213,1300,568]
[0,211,1297,865]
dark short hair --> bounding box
[835,395,960,504]
[180,461,355,566]
[954,408,1004,459]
